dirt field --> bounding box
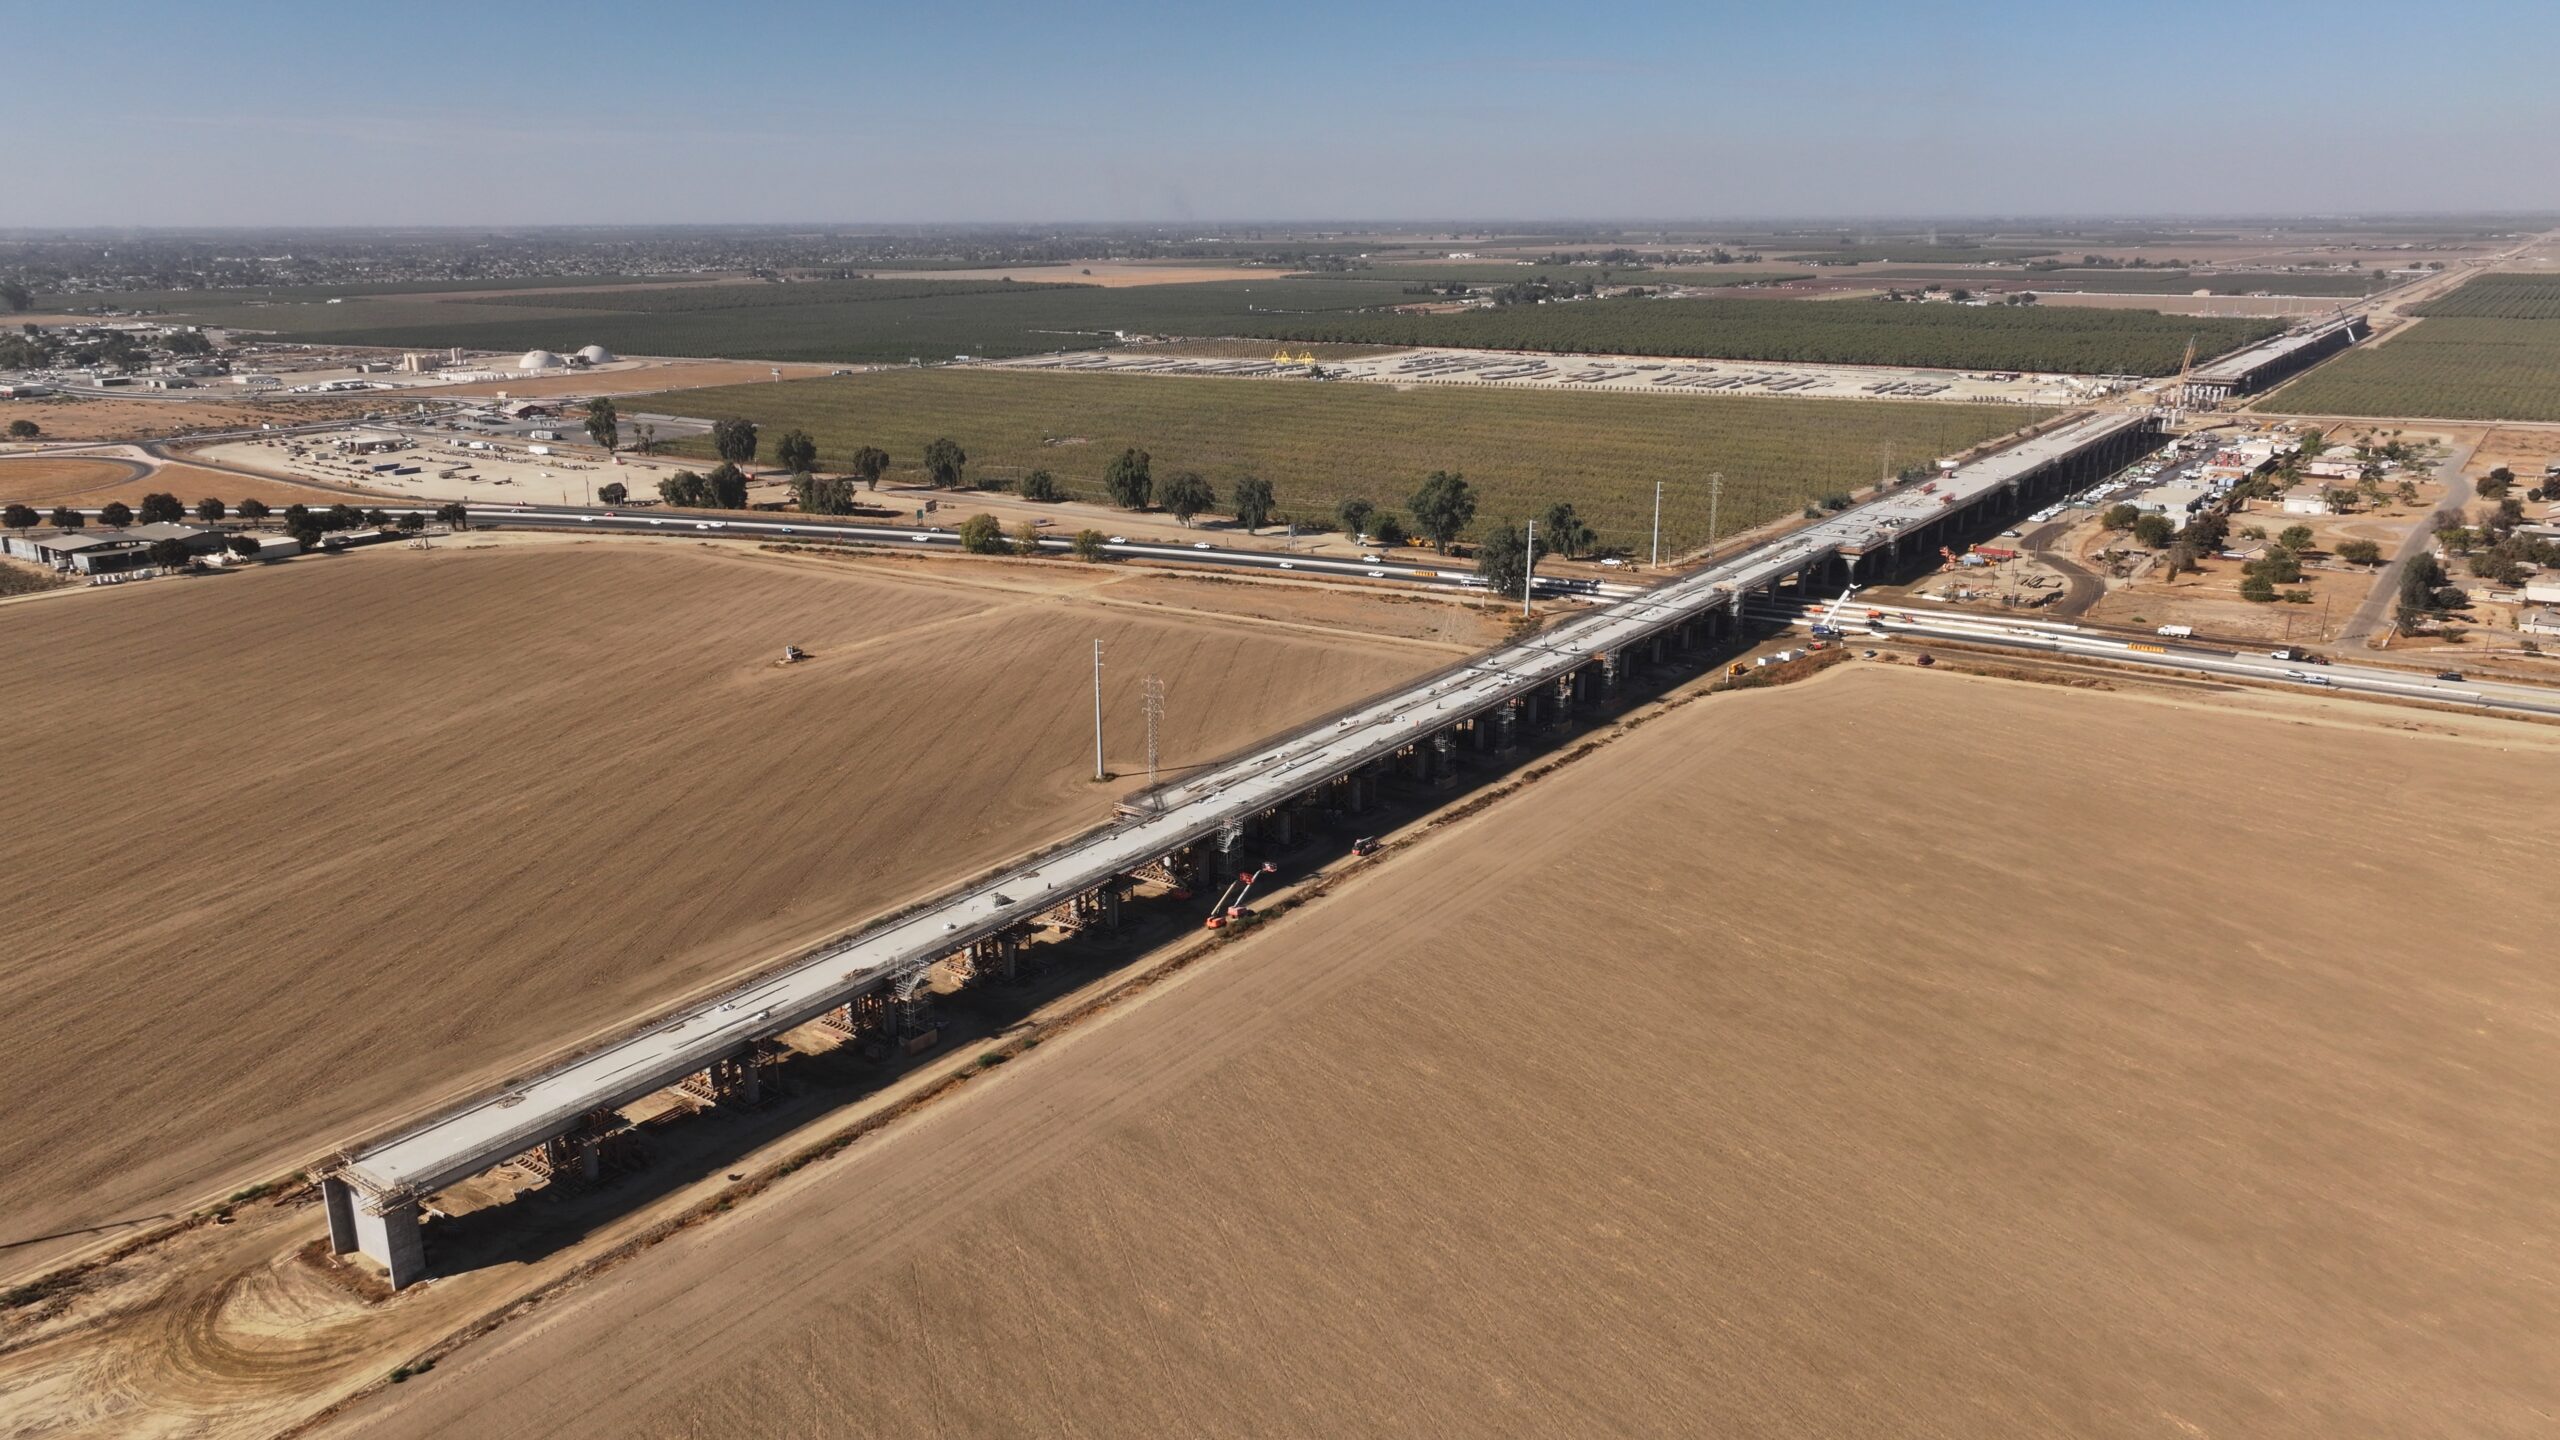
[0,394,379,442]
[0,455,355,508]
[0,540,1460,1281]
[430,359,838,398]
[338,666,2560,1439]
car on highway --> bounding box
[2435,670,2464,681]
[910,532,932,541]
[1276,560,1295,569]
[1599,557,1626,567]
[1361,553,1383,562]
[1108,535,1127,544]
[1365,568,1387,578]
[1192,540,1212,550]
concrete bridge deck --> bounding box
[325,409,2158,1285]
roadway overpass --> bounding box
[323,410,2162,1287]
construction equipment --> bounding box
[1202,861,1278,929]
[2171,333,2198,417]
[780,644,806,664]
[1811,584,1860,639]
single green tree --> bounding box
[2276,524,2315,553]
[711,418,759,466]
[773,427,818,474]
[2130,512,2176,548]
[659,471,707,507]
[396,512,424,532]
[849,446,890,487]
[1335,496,1376,538]
[2334,538,2382,564]
[2100,502,2140,531]
[1537,501,1594,559]
[1011,520,1044,556]
[225,535,262,557]
[100,501,134,528]
[1103,448,1153,509]
[436,502,470,530]
[49,506,82,529]
[958,512,1007,554]
[137,492,184,525]
[1230,476,1275,533]
[1408,470,1476,553]
[2,502,36,531]
[1072,528,1109,561]
[1019,469,1062,502]
[1160,471,1216,527]
[237,498,270,521]
[1369,512,1410,547]
[195,497,225,523]
[598,481,627,505]
[705,463,749,509]
[1474,519,1533,597]
[583,397,620,454]
[922,437,967,489]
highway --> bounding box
[53,496,1643,601]
[1746,597,2560,719]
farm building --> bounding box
[2279,485,2333,516]
[2517,608,2560,638]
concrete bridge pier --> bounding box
[1495,700,1520,752]
[324,1176,425,1290]
[1267,804,1295,847]
[1430,729,1458,782]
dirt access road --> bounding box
[0,538,1466,1284]
[339,665,2560,1439]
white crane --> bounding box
[1812,584,1862,637]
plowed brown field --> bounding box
[0,541,1451,1279]
[343,667,2560,1440]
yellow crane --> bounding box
[2170,333,2198,419]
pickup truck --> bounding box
[2269,647,2327,664]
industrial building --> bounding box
[2,522,227,573]
[2179,313,2369,405]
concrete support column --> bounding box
[1103,884,1122,931]
[352,1197,426,1290]
[323,1174,358,1255]
[578,1139,601,1184]
[1269,806,1294,847]
[1496,701,1519,752]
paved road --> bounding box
[1748,597,2560,719]
[2341,436,2476,647]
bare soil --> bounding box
[332,666,2560,1439]
[0,456,354,508]
[0,541,1447,1284]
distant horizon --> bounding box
[3,212,2556,238]
[5,0,2555,227]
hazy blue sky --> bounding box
[7,0,2555,225]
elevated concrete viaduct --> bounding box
[322,410,2159,1288]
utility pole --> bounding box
[1706,472,1724,559]
[1523,519,1536,619]
[1650,480,1662,569]
[1091,639,1106,781]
